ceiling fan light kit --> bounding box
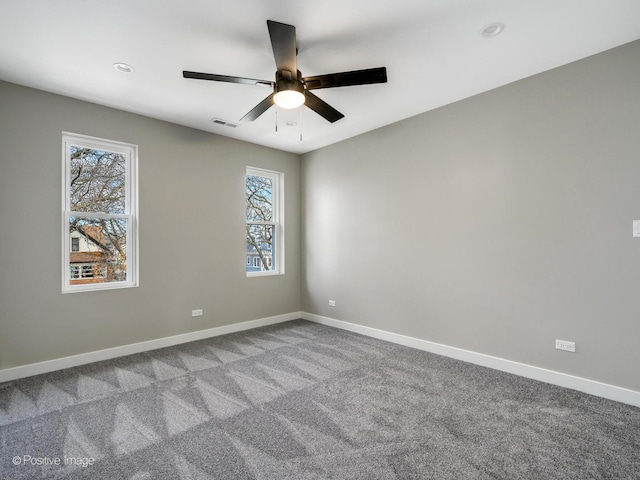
[274,69,305,109]
[274,89,305,109]
[183,20,387,124]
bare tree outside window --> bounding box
[246,174,274,272]
[68,147,128,284]
[70,147,126,214]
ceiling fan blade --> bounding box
[240,93,275,122]
[267,20,297,74]
[303,67,387,90]
[304,91,344,123]
[183,71,274,87]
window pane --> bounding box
[81,265,96,278]
[246,224,274,272]
[246,175,273,222]
[70,146,126,214]
[68,216,128,284]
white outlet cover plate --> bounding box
[555,339,576,352]
[633,220,640,237]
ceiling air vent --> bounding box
[210,117,239,128]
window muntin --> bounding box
[62,133,138,292]
[246,167,283,276]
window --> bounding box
[81,265,96,278]
[246,167,284,276]
[69,264,104,280]
[62,133,138,292]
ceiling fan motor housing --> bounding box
[275,69,305,95]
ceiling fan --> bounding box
[183,20,387,123]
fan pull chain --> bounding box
[299,107,303,142]
[275,108,278,132]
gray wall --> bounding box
[302,40,640,392]
[2,40,639,394]
[0,81,301,369]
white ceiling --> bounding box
[2,1,640,154]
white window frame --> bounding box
[246,166,284,277]
[62,132,139,293]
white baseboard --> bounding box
[0,312,302,383]
[302,312,640,409]
[5,311,639,409]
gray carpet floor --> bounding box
[1,319,639,479]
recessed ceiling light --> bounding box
[480,22,505,38]
[113,62,135,73]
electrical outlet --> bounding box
[328,300,336,307]
[555,339,575,352]
[191,309,203,317]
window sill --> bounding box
[62,281,138,294]
[246,271,283,278]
